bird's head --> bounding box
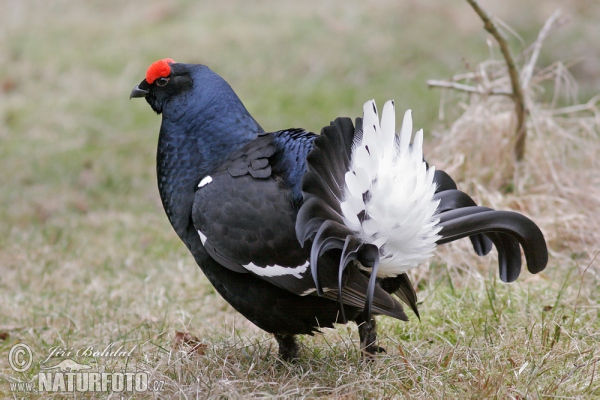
[131,58,263,139]
[130,58,194,114]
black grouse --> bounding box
[130,59,548,360]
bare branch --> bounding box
[550,93,600,115]
[466,0,527,161]
[521,9,562,89]
[426,79,512,97]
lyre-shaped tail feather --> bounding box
[297,100,549,323]
[436,206,548,282]
[431,172,548,282]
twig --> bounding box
[426,79,512,97]
[466,0,527,161]
[551,94,600,115]
[521,9,562,89]
[494,16,525,48]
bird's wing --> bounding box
[192,130,317,295]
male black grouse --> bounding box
[130,59,548,360]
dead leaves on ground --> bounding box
[172,331,207,356]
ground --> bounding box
[0,0,599,398]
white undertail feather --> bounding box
[340,100,441,277]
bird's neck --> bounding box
[156,95,262,240]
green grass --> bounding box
[1,0,599,398]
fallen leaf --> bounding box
[172,331,207,355]
[1,79,17,93]
[0,332,8,340]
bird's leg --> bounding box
[274,334,299,361]
[355,314,385,359]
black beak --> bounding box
[130,85,149,99]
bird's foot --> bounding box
[274,334,299,362]
[361,344,386,360]
[356,315,385,360]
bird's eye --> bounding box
[156,77,170,87]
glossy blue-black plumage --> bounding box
[155,64,263,239]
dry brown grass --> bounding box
[426,12,600,266]
[1,1,599,398]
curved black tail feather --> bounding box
[436,207,548,281]
[433,172,493,256]
[380,273,420,319]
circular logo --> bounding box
[9,343,33,372]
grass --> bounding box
[1,0,599,398]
